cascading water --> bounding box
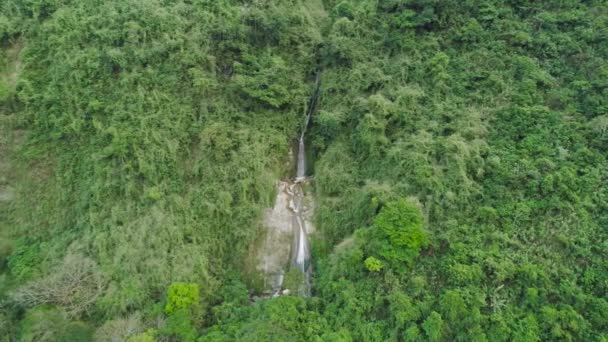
[289,73,320,296]
[295,84,314,181]
[289,181,311,295]
[254,73,320,298]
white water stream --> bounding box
[255,74,319,297]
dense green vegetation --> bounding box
[1,0,607,341]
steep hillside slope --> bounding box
[1,0,607,341]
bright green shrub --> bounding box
[165,282,200,315]
[364,256,382,272]
[164,282,202,341]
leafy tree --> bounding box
[403,325,421,342]
[165,282,200,315]
[422,312,444,342]
[163,282,202,341]
[369,199,429,270]
[164,309,198,342]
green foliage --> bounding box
[18,307,93,342]
[372,200,428,266]
[200,296,329,341]
[166,282,200,315]
[422,312,444,342]
[127,329,156,342]
[403,325,421,342]
[0,81,9,103]
[1,0,320,329]
[163,283,201,341]
[1,0,607,340]
[56,322,94,342]
[6,242,42,280]
[364,256,382,272]
[283,268,305,292]
[310,0,608,340]
[234,53,304,108]
[164,309,198,342]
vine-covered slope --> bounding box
[0,0,607,341]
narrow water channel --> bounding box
[255,73,320,298]
[289,73,320,295]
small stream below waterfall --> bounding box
[254,73,320,297]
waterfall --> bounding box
[295,72,318,182]
[290,150,311,295]
[257,73,320,298]
[289,72,320,296]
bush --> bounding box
[18,307,93,342]
[165,282,200,315]
[371,200,429,269]
[164,309,198,342]
[234,53,304,108]
[364,256,382,272]
[162,282,202,341]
